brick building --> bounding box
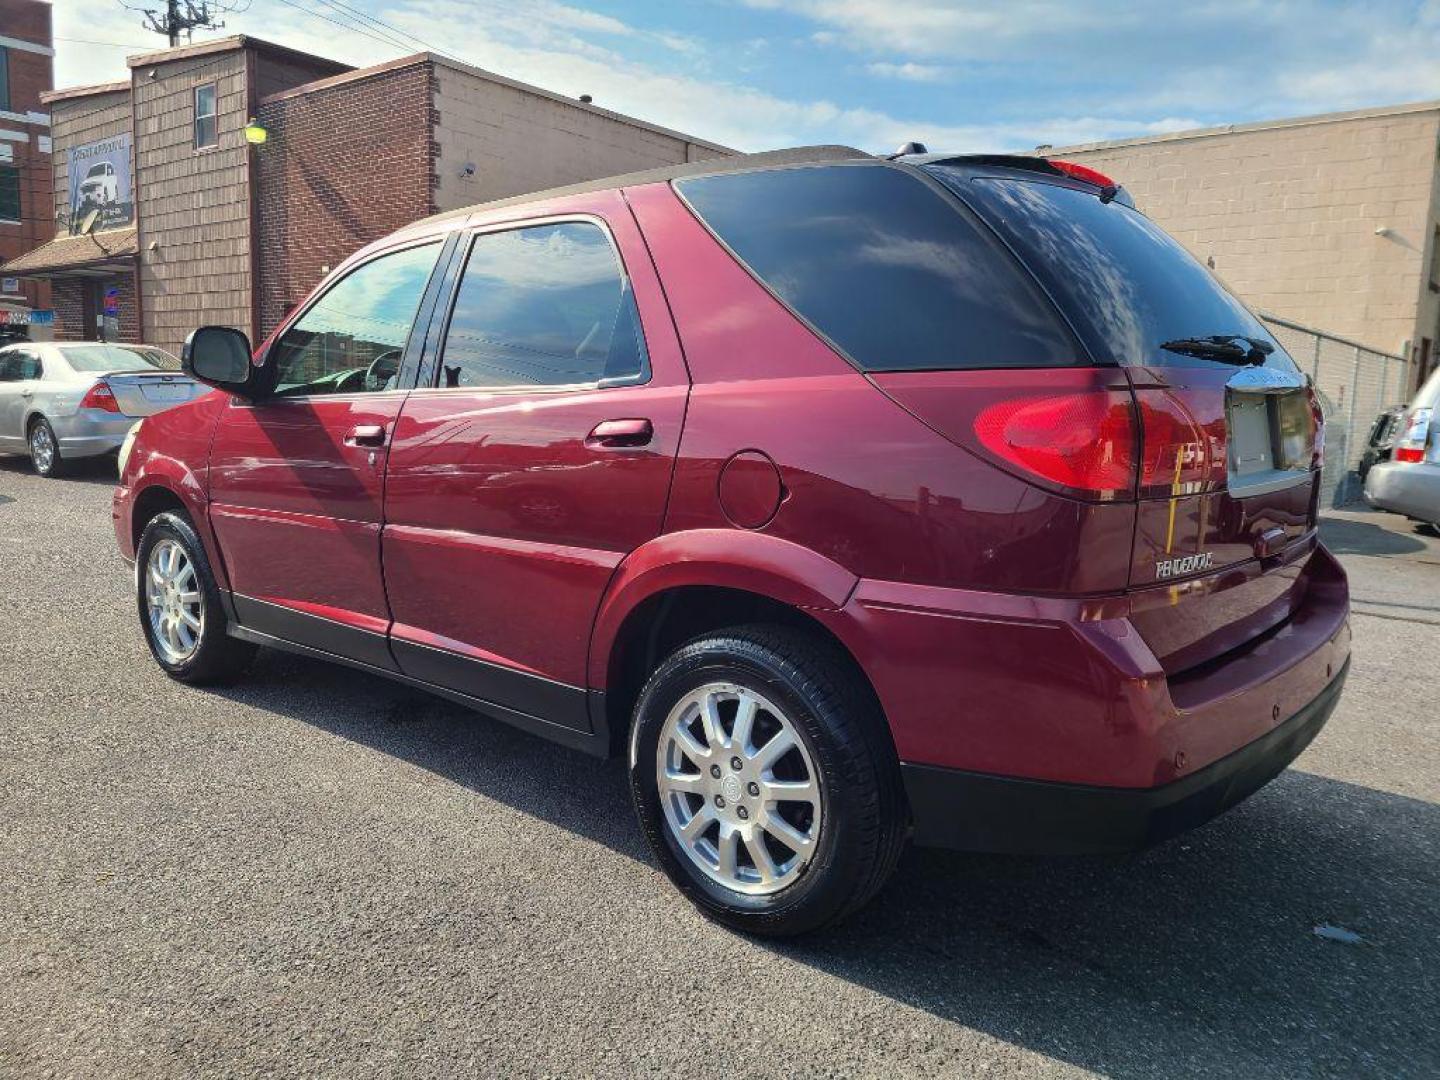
[7,35,730,355]
[1050,101,1440,391]
[0,0,53,341]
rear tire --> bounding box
[28,418,65,478]
[136,510,257,684]
[629,625,907,936]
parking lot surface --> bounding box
[1,458,1437,1078]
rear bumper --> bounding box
[53,411,134,457]
[1364,460,1440,522]
[902,657,1348,854]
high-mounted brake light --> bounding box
[80,381,121,413]
[1049,160,1118,190]
[974,390,1135,497]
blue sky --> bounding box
[58,1,1440,153]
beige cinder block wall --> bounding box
[431,57,733,212]
[1051,103,1440,361]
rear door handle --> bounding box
[344,423,388,448]
[586,417,653,449]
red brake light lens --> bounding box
[1395,447,1424,463]
[974,391,1135,497]
[1049,160,1117,190]
[80,381,120,413]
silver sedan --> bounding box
[1365,363,1440,528]
[0,341,205,477]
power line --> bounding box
[309,0,460,61]
[55,36,153,49]
[267,0,416,55]
[309,0,419,53]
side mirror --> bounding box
[182,326,257,397]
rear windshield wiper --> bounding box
[1160,335,1275,365]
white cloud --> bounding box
[866,61,952,83]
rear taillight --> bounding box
[1394,407,1432,464]
[1308,387,1325,470]
[80,381,120,413]
[974,391,1135,498]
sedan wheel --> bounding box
[144,537,204,664]
[29,420,60,477]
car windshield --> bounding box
[62,345,180,373]
[86,164,108,177]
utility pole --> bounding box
[135,0,230,47]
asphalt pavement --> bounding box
[1,455,1437,1078]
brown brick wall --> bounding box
[0,0,53,317]
[255,60,434,339]
[50,276,82,339]
[50,271,140,343]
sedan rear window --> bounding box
[63,345,179,372]
[674,164,1079,372]
[928,168,1293,370]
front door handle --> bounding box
[586,417,653,449]
[344,423,387,448]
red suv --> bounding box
[115,146,1351,936]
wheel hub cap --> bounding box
[656,682,823,896]
[144,538,203,664]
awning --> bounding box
[4,228,139,277]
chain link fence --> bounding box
[1259,313,1411,508]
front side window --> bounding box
[269,242,441,397]
[0,165,19,223]
[194,83,218,149]
[438,221,647,389]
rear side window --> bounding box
[437,221,647,389]
[674,164,1078,372]
[931,169,1293,370]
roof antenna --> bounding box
[887,141,928,159]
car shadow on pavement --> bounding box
[0,453,118,487]
[1319,514,1430,556]
[221,649,1439,1077]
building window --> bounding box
[0,166,20,223]
[1431,226,1440,292]
[194,83,218,149]
[0,48,10,113]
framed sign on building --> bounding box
[67,133,134,234]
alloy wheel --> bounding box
[30,424,54,473]
[656,682,823,896]
[145,538,204,664]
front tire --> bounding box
[629,625,907,936]
[136,510,256,684]
[28,418,65,477]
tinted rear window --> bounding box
[675,164,1078,372]
[929,168,1293,369]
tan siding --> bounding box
[252,51,350,101]
[133,50,251,356]
[432,61,731,211]
[49,90,131,238]
[1054,110,1440,359]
